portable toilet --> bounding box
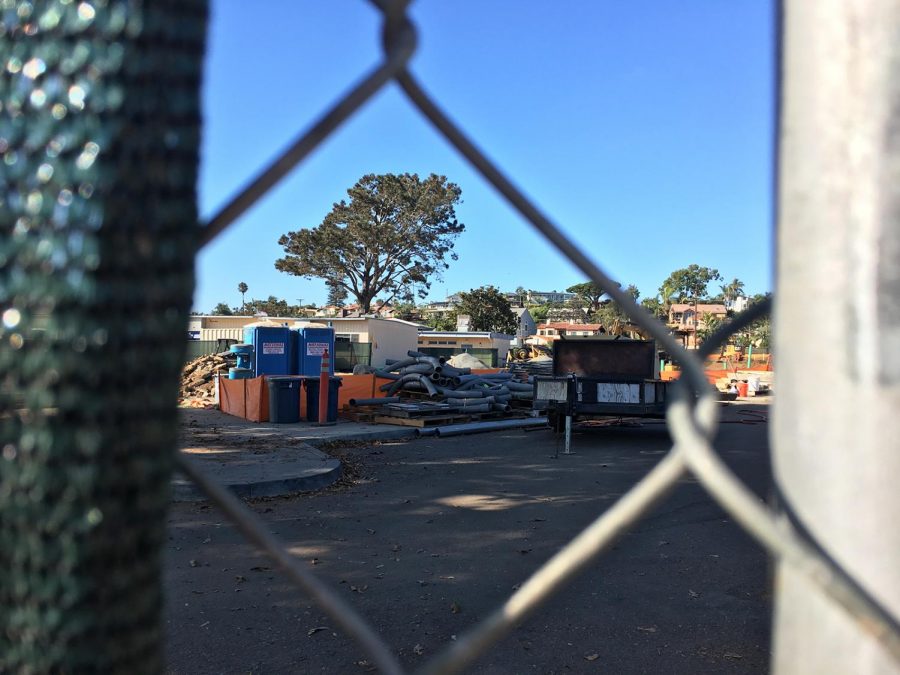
[294,325,335,376]
[242,325,296,377]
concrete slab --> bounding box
[173,445,341,502]
[180,408,419,446]
[175,408,418,501]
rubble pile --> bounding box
[179,351,232,407]
[508,354,554,378]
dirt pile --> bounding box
[447,352,488,369]
[180,352,232,407]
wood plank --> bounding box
[372,415,469,428]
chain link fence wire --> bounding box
[4,0,900,672]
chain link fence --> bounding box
[3,0,899,673]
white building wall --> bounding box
[199,327,245,341]
[327,318,372,342]
[368,319,418,367]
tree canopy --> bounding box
[455,286,517,334]
[640,296,665,319]
[276,173,465,313]
[326,281,347,307]
[593,284,640,334]
[211,302,233,316]
[426,312,457,331]
[566,281,608,314]
[242,296,305,317]
[659,265,723,304]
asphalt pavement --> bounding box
[165,402,773,674]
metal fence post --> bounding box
[773,1,900,672]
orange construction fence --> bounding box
[218,369,512,423]
[219,376,270,422]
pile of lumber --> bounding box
[508,354,554,378]
[179,351,232,407]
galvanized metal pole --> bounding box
[774,1,900,673]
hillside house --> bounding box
[667,303,728,348]
[513,307,536,343]
[536,322,605,339]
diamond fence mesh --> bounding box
[3,0,899,673]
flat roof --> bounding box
[418,331,514,340]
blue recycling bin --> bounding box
[303,377,342,424]
[267,376,302,424]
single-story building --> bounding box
[326,317,419,369]
[186,315,418,370]
[417,331,514,366]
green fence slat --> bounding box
[0,1,207,671]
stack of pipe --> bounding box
[370,350,535,413]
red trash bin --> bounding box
[736,381,749,397]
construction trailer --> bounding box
[532,338,671,453]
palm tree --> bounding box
[658,281,678,322]
[238,282,248,311]
[720,278,745,308]
[515,286,527,307]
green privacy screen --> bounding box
[1,1,207,671]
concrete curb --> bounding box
[171,458,342,502]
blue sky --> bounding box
[196,1,775,313]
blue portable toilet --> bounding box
[242,325,297,377]
[294,325,335,376]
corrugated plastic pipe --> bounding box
[505,382,534,392]
[349,397,401,406]
[437,388,487,399]
[455,396,495,407]
[451,403,490,414]
[434,417,549,437]
[398,363,434,375]
[406,350,443,367]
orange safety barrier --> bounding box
[659,369,739,385]
[219,369,540,422]
[219,376,270,422]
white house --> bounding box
[513,307,536,344]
